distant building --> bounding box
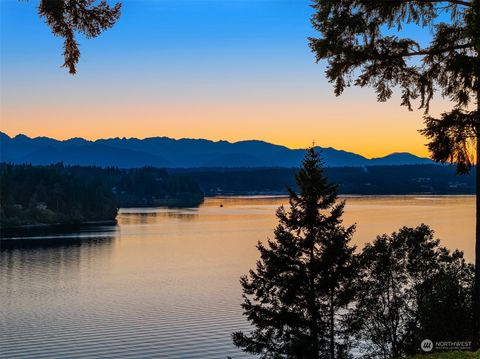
[448,181,467,189]
[36,202,47,210]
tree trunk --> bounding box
[475,93,480,351]
[309,290,320,359]
[309,245,320,359]
[329,290,335,359]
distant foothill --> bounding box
[0,132,434,168]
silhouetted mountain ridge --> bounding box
[0,132,434,168]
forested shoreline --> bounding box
[174,164,475,196]
[0,163,204,229]
[1,162,476,230]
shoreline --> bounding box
[1,194,475,239]
[207,193,476,199]
[0,220,118,239]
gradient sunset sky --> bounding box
[0,0,451,158]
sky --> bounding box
[0,0,451,158]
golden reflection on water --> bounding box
[118,195,475,262]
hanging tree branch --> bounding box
[36,0,122,74]
[401,42,473,57]
[368,0,472,6]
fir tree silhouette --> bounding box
[233,147,356,359]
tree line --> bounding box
[68,165,204,207]
[176,165,475,196]
[0,163,204,228]
[233,148,475,358]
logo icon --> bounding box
[421,339,434,352]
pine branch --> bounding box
[370,0,472,6]
[444,0,471,5]
[429,0,471,6]
[401,42,472,57]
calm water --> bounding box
[0,196,475,358]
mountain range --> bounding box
[0,132,434,168]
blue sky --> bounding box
[0,0,446,157]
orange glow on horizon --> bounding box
[1,93,435,159]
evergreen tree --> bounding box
[309,0,479,347]
[232,147,356,359]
